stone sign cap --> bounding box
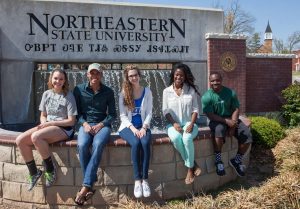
[87,63,104,73]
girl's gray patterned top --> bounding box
[39,90,77,122]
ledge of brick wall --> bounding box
[0,127,212,147]
[0,127,250,207]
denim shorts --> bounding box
[59,126,75,140]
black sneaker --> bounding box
[229,159,245,177]
[27,169,43,191]
[215,161,226,176]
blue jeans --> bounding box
[167,122,198,168]
[119,127,152,180]
[77,123,111,188]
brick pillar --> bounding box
[206,34,247,113]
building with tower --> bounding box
[257,21,273,53]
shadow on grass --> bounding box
[206,143,277,198]
[165,144,277,206]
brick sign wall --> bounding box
[206,34,293,114]
[206,34,247,113]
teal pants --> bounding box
[167,122,199,168]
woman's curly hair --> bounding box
[47,68,69,96]
[169,63,200,95]
[122,65,142,111]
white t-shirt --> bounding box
[39,90,77,122]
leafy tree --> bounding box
[281,83,300,127]
[247,32,261,52]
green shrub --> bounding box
[248,112,287,127]
[250,116,285,148]
[263,111,287,127]
[281,83,300,127]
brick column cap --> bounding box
[247,53,296,59]
[205,33,247,40]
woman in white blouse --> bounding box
[162,63,201,184]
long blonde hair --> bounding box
[122,65,141,111]
[47,68,69,96]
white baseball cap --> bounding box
[87,63,103,73]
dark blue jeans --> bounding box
[77,124,111,188]
[119,127,152,180]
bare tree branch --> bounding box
[274,32,300,53]
[273,38,289,53]
[287,31,300,52]
[224,0,255,35]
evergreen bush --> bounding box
[281,83,300,127]
[250,116,285,148]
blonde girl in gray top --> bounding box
[16,68,77,191]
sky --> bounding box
[107,0,299,43]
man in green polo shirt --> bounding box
[201,72,252,177]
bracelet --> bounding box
[142,127,147,130]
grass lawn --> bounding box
[292,71,300,76]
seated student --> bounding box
[118,65,153,198]
[201,72,252,177]
[162,63,201,185]
[16,68,77,191]
[73,63,116,205]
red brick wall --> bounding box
[207,36,293,113]
[207,38,247,113]
[246,57,292,112]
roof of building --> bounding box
[265,21,272,33]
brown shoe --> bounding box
[74,191,85,206]
[185,172,195,185]
[74,187,95,206]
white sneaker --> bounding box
[142,180,151,198]
[134,181,143,198]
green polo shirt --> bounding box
[201,86,240,117]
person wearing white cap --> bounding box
[73,63,116,206]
